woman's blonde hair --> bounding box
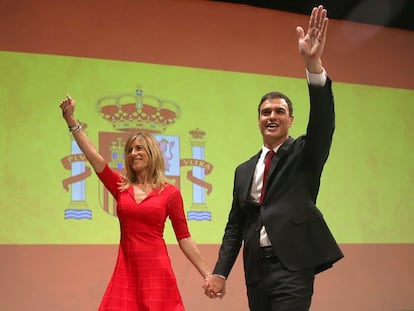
[119,132,168,191]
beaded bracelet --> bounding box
[68,123,82,132]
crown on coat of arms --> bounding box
[189,128,206,139]
[97,86,181,133]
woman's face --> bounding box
[127,138,150,175]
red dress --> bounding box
[97,164,190,311]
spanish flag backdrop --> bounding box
[1,1,413,310]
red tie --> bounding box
[259,150,275,204]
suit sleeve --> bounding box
[213,169,244,278]
[304,77,335,177]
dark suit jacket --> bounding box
[213,78,344,286]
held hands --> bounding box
[203,274,226,299]
[296,5,329,73]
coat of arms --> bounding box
[61,87,213,221]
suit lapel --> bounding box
[241,152,260,201]
[241,138,294,202]
[267,137,294,186]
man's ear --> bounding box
[289,116,294,127]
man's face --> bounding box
[258,97,294,147]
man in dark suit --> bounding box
[204,5,344,311]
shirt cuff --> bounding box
[213,273,227,280]
[306,68,327,87]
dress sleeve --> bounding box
[166,185,191,241]
[96,164,122,200]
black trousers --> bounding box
[247,256,315,311]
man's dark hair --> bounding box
[258,91,294,117]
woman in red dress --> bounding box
[60,95,212,311]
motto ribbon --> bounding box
[61,154,92,191]
[180,158,213,195]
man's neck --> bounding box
[263,136,288,150]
